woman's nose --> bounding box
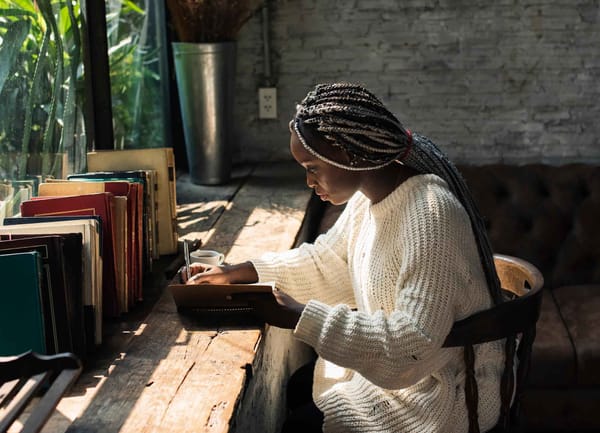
[306,173,316,188]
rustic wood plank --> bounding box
[63,292,217,432]
[151,329,261,433]
[204,162,310,262]
[176,166,253,244]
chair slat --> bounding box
[0,373,48,433]
[442,288,542,347]
[0,379,21,408]
[21,369,81,433]
[0,352,82,433]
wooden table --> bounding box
[38,162,314,433]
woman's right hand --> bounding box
[183,261,259,285]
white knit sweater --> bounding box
[252,174,504,433]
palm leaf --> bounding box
[4,0,36,14]
[37,0,64,174]
[0,20,29,95]
[57,0,81,176]
[0,8,36,19]
[18,26,50,177]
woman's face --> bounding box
[289,122,361,205]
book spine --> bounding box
[167,148,178,253]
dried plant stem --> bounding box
[165,0,264,43]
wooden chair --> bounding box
[443,254,544,433]
[0,351,82,433]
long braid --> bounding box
[294,83,503,305]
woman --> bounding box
[186,83,505,433]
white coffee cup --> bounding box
[189,249,225,266]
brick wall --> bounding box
[231,0,600,165]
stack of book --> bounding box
[0,178,36,223]
[0,148,178,358]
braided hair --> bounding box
[293,82,502,305]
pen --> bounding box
[184,239,191,281]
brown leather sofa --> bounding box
[459,164,600,433]
[312,164,600,433]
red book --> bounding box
[102,181,142,307]
[21,193,119,317]
[39,179,143,308]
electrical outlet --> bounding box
[258,87,277,119]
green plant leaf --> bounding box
[121,0,144,15]
[1,0,36,15]
[0,8,36,19]
[37,0,64,167]
[18,15,50,176]
[0,19,29,95]
[59,0,81,161]
[58,4,70,37]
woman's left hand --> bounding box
[239,288,305,329]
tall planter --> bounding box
[173,42,236,185]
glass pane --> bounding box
[106,0,170,150]
[0,0,86,180]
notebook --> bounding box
[168,269,274,312]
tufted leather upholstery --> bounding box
[458,164,600,432]
[315,164,600,432]
[459,165,600,289]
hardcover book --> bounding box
[0,251,46,356]
[87,148,177,255]
[0,236,72,355]
[0,218,102,345]
[20,193,119,318]
[37,181,133,312]
[0,234,84,356]
[68,170,158,271]
[66,173,149,301]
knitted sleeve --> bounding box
[250,194,366,306]
[294,182,481,389]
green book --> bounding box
[0,251,46,356]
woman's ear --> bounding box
[288,120,294,132]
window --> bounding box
[106,0,171,150]
[0,0,171,182]
[0,0,86,179]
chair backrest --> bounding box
[443,254,544,433]
[0,351,82,433]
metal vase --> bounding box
[173,42,236,185]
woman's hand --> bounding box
[181,260,304,328]
[183,263,232,285]
[183,261,259,285]
[240,288,305,329]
